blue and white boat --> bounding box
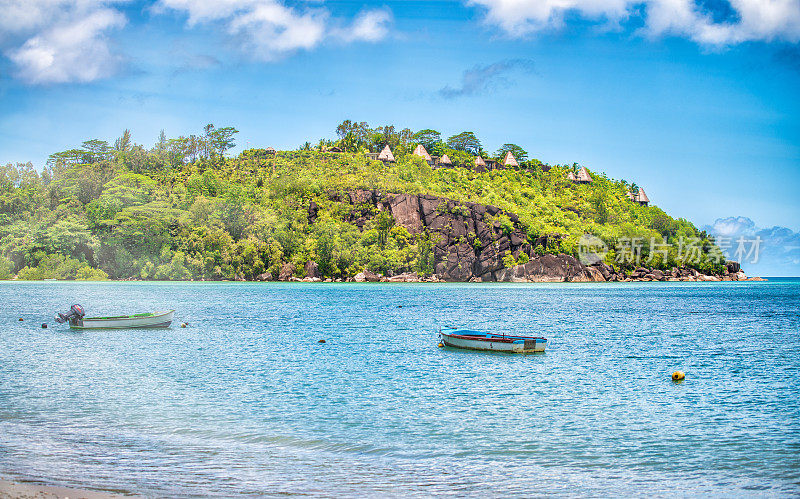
[439,326,547,353]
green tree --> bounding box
[446,131,482,154]
[413,129,442,151]
[496,143,528,162]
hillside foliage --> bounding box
[0,123,724,280]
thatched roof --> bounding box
[576,166,592,182]
[566,172,576,180]
[328,146,343,153]
[265,147,276,154]
[502,151,519,167]
[413,144,432,161]
[377,145,395,162]
[637,188,649,203]
[439,154,452,165]
[474,155,486,167]
[626,190,635,200]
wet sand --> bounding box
[0,479,133,499]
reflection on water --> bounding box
[1,281,799,496]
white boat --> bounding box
[439,327,547,353]
[56,305,175,329]
[70,310,175,329]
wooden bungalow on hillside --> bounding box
[413,144,433,165]
[437,154,453,168]
[265,147,276,155]
[474,155,487,172]
[576,166,592,183]
[377,144,395,163]
[566,171,576,181]
[327,146,344,153]
[502,151,519,168]
[627,188,650,206]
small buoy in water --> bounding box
[397,305,403,308]
[672,371,685,381]
[41,323,47,329]
[180,322,188,328]
[18,318,23,321]
[438,342,444,348]
[318,339,326,344]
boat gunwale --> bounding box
[69,320,173,330]
[80,310,175,321]
[441,330,547,343]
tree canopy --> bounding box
[0,122,725,281]
[447,131,482,155]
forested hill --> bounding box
[0,123,725,281]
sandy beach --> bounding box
[0,479,132,499]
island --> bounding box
[0,122,754,283]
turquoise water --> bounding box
[1,281,799,496]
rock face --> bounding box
[329,189,744,283]
[304,260,320,279]
[278,263,295,281]
[333,189,605,282]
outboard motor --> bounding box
[55,304,86,324]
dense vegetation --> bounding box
[0,122,724,280]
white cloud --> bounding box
[703,216,800,276]
[158,0,393,61]
[0,0,128,84]
[335,8,393,43]
[467,0,800,45]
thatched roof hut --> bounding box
[474,155,486,167]
[377,145,395,162]
[576,166,592,183]
[413,144,432,162]
[502,151,519,167]
[328,146,344,153]
[265,147,276,155]
[566,172,576,181]
[439,154,452,166]
[636,188,649,206]
[627,188,650,206]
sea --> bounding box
[1,281,798,497]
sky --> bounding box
[0,0,799,275]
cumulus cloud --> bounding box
[467,0,800,45]
[334,8,393,43]
[703,216,800,276]
[0,0,128,84]
[157,0,393,61]
[438,58,535,99]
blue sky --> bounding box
[1,0,799,274]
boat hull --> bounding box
[440,329,546,353]
[70,310,175,330]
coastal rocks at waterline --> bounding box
[354,270,381,282]
[278,263,295,281]
[298,189,752,283]
[328,189,747,283]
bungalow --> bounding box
[377,144,395,163]
[438,154,452,167]
[566,171,576,181]
[265,147,276,155]
[575,166,592,183]
[413,144,433,165]
[627,188,650,206]
[502,151,519,168]
[474,155,487,172]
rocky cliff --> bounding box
[305,189,752,283]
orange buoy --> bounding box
[672,371,685,381]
